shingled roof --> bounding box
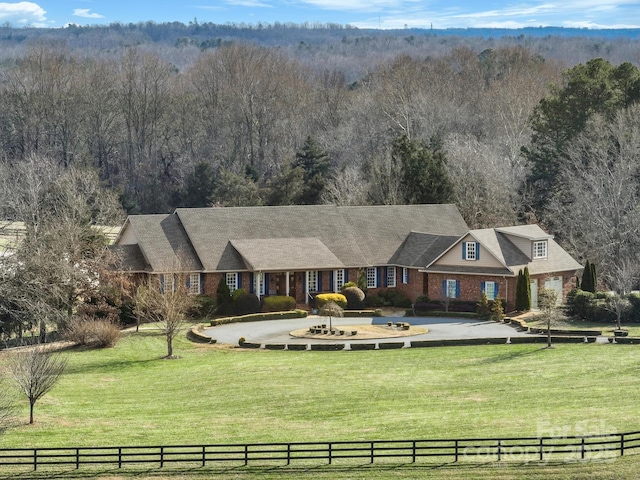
[116,204,470,273]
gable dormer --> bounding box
[495,226,553,261]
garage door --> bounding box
[544,276,563,306]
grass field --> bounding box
[0,325,639,479]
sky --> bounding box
[1,0,639,30]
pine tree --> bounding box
[293,136,331,205]
[590,262,597,292]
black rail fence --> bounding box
[2,431,640,471]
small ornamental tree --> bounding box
[490,298,505,322]
[9,346,67,424]
[538,287,559,348]
[477,292,491,320]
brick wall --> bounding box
[427,273,516,311]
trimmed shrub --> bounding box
[310,343,344,351]
[286,344,307,351]
[189,295,217,319]
[364,289,411,308]
[216,280,233,315]
[342,281,358,289]
[349,343,376,350]
[211,310,307,326]
[378,342,405,349]
[262,295,296,312]
[627,293,640,323]
[342,286,366,310]
[315,293,347,309]
[234,293,261,315]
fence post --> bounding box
[455,440,458,462]
[244,444,248,466]
[118,447,122,468]
[202,445,206,467]
[76,448,80,469]
[498,440,502,462]
[539,438,543,462]
[328,443,332,465]
[412,441,416,463]
[581,437,585,460]
[286,444,291,466]
[370,442,374,464]
[160,446,164,468]
[33,448,37,471]
[621,434,625,457]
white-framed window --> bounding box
[188,273,200,295]
[446,279,459,298]
[483,281,497,300]
[386,267,396,288]
[162,273,174,293]
[402,267,409,284]
[533,241,548,259]
[465,241,477,261]
[254,272,265,296]
[307,270,318,292]
[226,272,238,292]
[366,267,377,288]
[334,269,345,292]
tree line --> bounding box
[0,29,638,308]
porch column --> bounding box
[255,272,262,301]
[305,271,309,304]
[285,271,290,297]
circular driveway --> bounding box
[203,315,530,345]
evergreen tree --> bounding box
[581,260,594,293]
[524,267,532,310]
[477,292,491,320]
[392,135,455,205]
[590,262,597,293]
[490,298,505,322]
[515,269,528,311]
[525,59,640,211]
[215,279,233,315]
[175,162,217,208]
[293,136,331,205]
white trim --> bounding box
[386,267,396,288]
[163,273,175,293]
[188,273,200,295]
[307,270,318,292]
[366,267,377,288]
[402,267,409,284]
[226,272,238,292]
[533,240,548,259]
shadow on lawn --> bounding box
[0,459,609,480]
[475,345,545,365]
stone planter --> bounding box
[614,329,629,337]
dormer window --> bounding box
[533,240,548,259]
[463,241,479,261]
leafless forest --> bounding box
[0,23,639,286]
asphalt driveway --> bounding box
[202,315,530,345]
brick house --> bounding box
[112,205,582,311]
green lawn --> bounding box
[1,327,639,479]
[524,315,640,336]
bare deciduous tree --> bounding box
[133,272,195,359]
[538,287,559,349]
[8,345,67,424]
